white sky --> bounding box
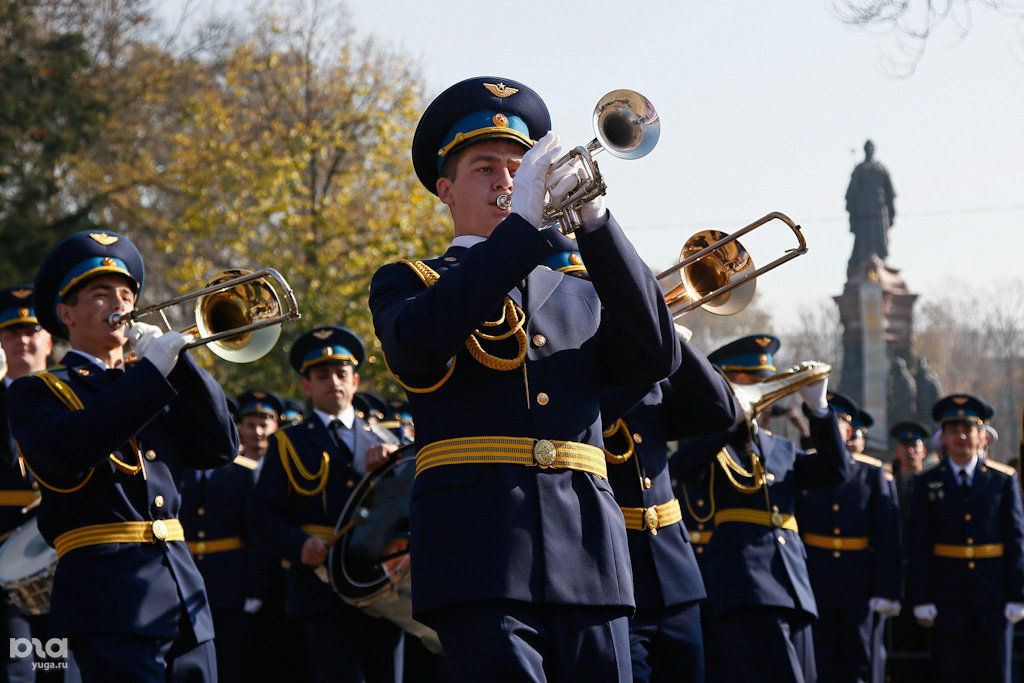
[170,0,1024,329]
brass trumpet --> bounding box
[108,268,301,363]
[657,212,808,318]
[728,361,832,423]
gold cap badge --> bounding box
[89,233,119,246]
[756,337,772,347]
[492,113,509,127]
[313,329,333,340]
[952,396,968,405]
[760,354,768,364]
[102,257,116,266]
[570,254,583,265]
[322,346,333,357]
[253,391,267,399]
[18,308,29,317]
[11,289,31,299]
[483,82,519,98]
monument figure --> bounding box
[845,139,896,277]
[889,356,917,416]
[914,357,942,422]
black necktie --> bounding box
[959,469,970,497]
[329,419,354,457]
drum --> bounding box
[0,518,57,615]
[328,446,441,653]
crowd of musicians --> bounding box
[0,74,1021,683]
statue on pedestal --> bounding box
[845,140,896,278]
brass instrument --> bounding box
[728,361,832,423]
[502,89,660,234]
[657,212,808,318]
[108,268,301,363]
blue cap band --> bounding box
[57,257,134,299]
[300,344,358,373]
[0,308,38,330]
[437,111,533,171]
[717,353,775,373]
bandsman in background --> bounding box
[180,390,281,683]
[670,335,850,682]
[890,420,929,526]
[236,389,281,463]
[280,398,306,428]
[7,231,238,680]
[796,393,901,683]
[353,391,389,426]
[369,76,680,680]
[908,394,1024,682]
[0,285,59,681]
[250,326,402,683]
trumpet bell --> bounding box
[195,269,283,363]
[729,361,832,422]
[661,230,756,317]
[593,89,660,160]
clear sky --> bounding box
[169,0,1024,328]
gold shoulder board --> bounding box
[233,455,259,470]
[985,459,1016,476]
[853,454,883,468]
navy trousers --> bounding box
[70,634,216,682]
[932,605,1011,683]
[812,607,885,683]
[629,601,703,682]
[210,609,251,683]
[430,600,631,682]
[716,606,817,683]
[301,605,404,683]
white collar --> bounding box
[949,454,979,482]
[67,349,117,371]
[451,235,487,250]
[314,406,355,430]
[2,376,11,388]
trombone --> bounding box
[108,268,301,363]
[657,212,808,318]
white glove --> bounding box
[674,323,693,343]
[913,603,937,627]
[1004,602,1024,624]
[798,377,829,417]
[139,329,193,377]
[510,132,566,228]
[127,321,163,347]
[869,597,901,617]
[0,347,6,379]
[243,598,262,614]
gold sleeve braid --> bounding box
[20,372,146,494]
[602,419,635,464]
[274,431,330,497]
[386,260,528,392]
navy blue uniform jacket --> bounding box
[179,460,262,611]
[250,413,383,617]
[602,346,739,609]
[671,408,850,618]
[6,351,238,639]
[907,457,1024,608]
[369,213,680,621]
[0,380,38,535]
[797,455,902,610]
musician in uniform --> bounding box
[908,394,1024,682]
[6,230,239,680]
[796,392,901,682]
[250,326,402,683]
[369,76,680,680]
[280,398,306,428]
[0,285,55,680]
[670,335,850,682]
[890,421,928,526]
[179,390,279,683]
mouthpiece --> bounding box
[496,194,511,210]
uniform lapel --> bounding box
[61,352,112,393]
[525,265,562,316]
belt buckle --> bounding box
[965,546,975,558]
[644,507,660,535]
[533,440,556,468]
[152,519,168,541]
[770,512,783,528]
[690,530,702,543]
[832,538,843,550]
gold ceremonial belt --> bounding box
[934,543,1004,559]
[300,524,336,540]
[54,519,184,559]
[714,508,799,532]
[0,491,39,507]
[415,437,607,480]
[621,499,682,535]
[689,529,713,544]
[187,537,244,555]
[803,532,870,551]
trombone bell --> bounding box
[196,269,284,363]
[660,230,756,317]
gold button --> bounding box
[152,519,168,541]
[643,477,652,489]
[964,513,972,521]
[154,495,164,508]
[696,546,704,554]
[197,507,205,516]
[772,505,779,513]
[197,530,206,539]
[766,473,775,482]
[536,392,549,406]
[347,480,355,488]
[833,550,841,558]
[968,561,976,569]
[967,538,974,545]
[633,433,643,444]
[533,439,556,467]
[832,503,840,512]
[532,334,546,347]
[145,449,156,461]
[697,523,705,531]
[697,499,705,507]
[31,482,39,490]
[777,536,786,545]
[833,527,841,535]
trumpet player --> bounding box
[670,335,850,682]
[6,231,239,681]
[369,76,679,681]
